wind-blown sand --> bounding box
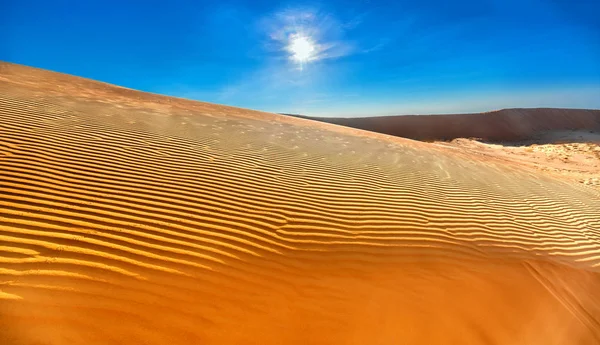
[1,62,600,344]
[295,111,600,190]
[437,132,600,190]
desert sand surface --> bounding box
[2,61,600,345]
[436,131,600,190]
[300,111,600,191]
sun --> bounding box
[288,34,316,63]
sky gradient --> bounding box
[2,0,599,116]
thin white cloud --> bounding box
[361,38,392,53]
[196,8,363,105]
[259,7,358,65]
[169,7,392,112]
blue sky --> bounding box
[2,0,599,116]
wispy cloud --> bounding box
[196,7,374,107]
[361,37,392,53]
[259,7,362,65]
[168,6,392,112]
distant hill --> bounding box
[282,109,600,142]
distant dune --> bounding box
[2,62,600,345]
[285,109,600,190]
[289,108,600,142]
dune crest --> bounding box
[292,109,600,190]
[1,62,600,344]
[299,108,600,142]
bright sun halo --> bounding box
[288,34,315,63]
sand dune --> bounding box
[294,111,600,190]
[436,132,600,190]
[2,62,600,344]
[299,108,600,142]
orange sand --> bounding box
[1,62,600,344]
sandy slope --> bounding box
[1,62,600,345]
[295,110,600,190]
[437,131,600,190]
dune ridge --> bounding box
[296,108,600,142]
[2,62,600,344]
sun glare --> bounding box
[288,34,316,63]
